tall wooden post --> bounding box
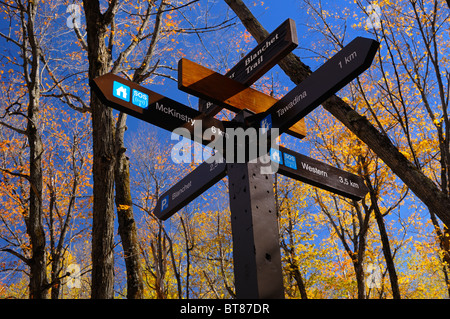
[227,161,284,299]
[226,110,284,299]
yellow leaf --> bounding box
[118,204,130,211]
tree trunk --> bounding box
[115,113,144,299]
[373,206,401,299]
[370,194,401,298]
[429,211,450,298]
[25,1,48,299]
[287,256,308,299]
[27,92,47,299]
[360,158,401,299]
[83,0,116,299]
[109,1,166,298]
[355,202,370,299]
[354,260,365,299]
[223,0,450,229]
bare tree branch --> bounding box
[40,54,91,113]
[0,248,30,265]
[132,1,166,83]
[223,0,450,228]
[0,167,30,181]
[72,23,88,52]
[0,120,27,135]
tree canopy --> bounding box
[0,0,449,300]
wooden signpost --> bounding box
[274,146,368,200]
[253,37,380,137]
[179,58,306,139]
[219,19,298,88]
[153,160,227,221]
[91,73,233,146]
[199,18,299,116]
[92,73,202,132]
[90,18,379,299]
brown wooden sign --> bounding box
[255,37,380,137]
[92,30,378,300]
[274,146,368,200]
[153,160,227,220]
[90,73,229,145]
[227,18,298,86]
[178,58,307,139]
[199,18,298,116]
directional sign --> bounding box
[89,17,379,300]
[90,73,230,145]
[153,160,227,220]
[274,146,369,200]
[228,18,298,86]
[199,18,298,115]
[255,37,379,136]
[178,58,307,139]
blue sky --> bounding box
[2,0,446,297]
[120,0,383,201]
[129,0,384,205]
[0,0,386,215]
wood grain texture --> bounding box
[178,58,306,139]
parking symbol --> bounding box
[161,195,169,211]
[113,81,130,102]
[284,153,297,170]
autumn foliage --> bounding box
[0,0,449,299]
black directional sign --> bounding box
[153,160,227,220]
[254,37,379,136]
[90,73,233,145]
[228,18,298,85]
[90,28,378,300]
[200,18,298,115]
[271,146,368,200]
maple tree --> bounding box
[225,0,450,230]
[1,0,450,300]
[80,0,236,299]
[0,0,80,298]
[0,0,235,299]
[223,0,449,298]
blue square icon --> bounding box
[270,148,283,165]
[161,195,169,211]
[113,81,130,102]
[132,89,149,108]
[260,114,272,134]
[284,153,297,170]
